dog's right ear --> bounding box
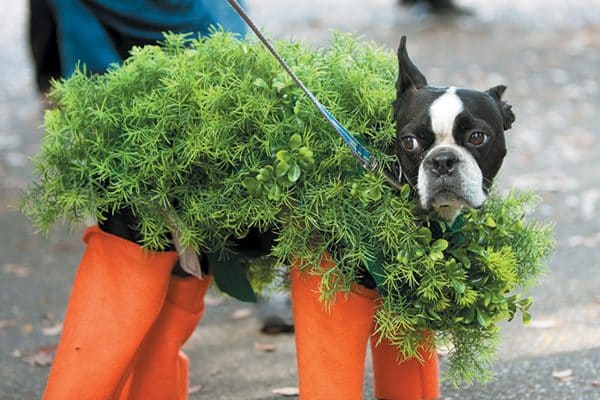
[396,36,428,96]
[486,85,515,130]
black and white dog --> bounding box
[394,37,514,221]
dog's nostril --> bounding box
[431,151,459,176]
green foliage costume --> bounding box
[23,31,553,385]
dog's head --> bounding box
[393,37,515,220]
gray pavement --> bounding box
[1,1,599,399]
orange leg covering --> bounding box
[44,226,178,400]
[119,275,212,400]
[291,261,378,400]
[371,334,440,400]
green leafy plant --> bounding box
[242,133,314,200]
[370,191,553,385]
[22,31,553,385]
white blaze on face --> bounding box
[417,87,487,220]
[429,87,463,145]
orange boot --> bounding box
[291,259,379,400]
[370,333,440,400]
[43,226,177,400]
[121,275,212,400]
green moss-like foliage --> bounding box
[22,31,553,385]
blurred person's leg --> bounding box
[29,0,61,92]
[399,0,473,16]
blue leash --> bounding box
[226,0,403,191]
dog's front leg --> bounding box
[44,209,211,400]
[291,258,378,400]
[43,224,178,400]
[291,256,440,400]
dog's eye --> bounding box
[401,135,419,152]
[468,131,487,146]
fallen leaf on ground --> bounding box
[255,342,276,352]
[2,263,31,278]
[272,387,299,396]
[24,345,57,367]
[552,369,574,382]
[230,308,252,320]
[0,317,22,329]
[188,384,202,394]
[22,323,33,336]
[53,241,80,253]
[527,319,559,329]
[41,323,63,336]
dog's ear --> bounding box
[486,85,515,131]
[396,36,428,96]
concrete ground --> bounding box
[1,0,599,399]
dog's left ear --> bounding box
[486,85,515,131]
[396,36,428,96]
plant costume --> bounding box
[24,31,553,396]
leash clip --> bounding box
[365,158,378,172]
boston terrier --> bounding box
[87,35,516,399]
[393,36,515,221]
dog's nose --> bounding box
[430,151,459,176]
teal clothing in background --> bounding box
[49,0,246,76]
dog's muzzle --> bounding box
[418,146,487,212]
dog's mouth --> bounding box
[426,184,485,212]
[416,155,489,219]
[430,190,469,209]
[425,188,478,221]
